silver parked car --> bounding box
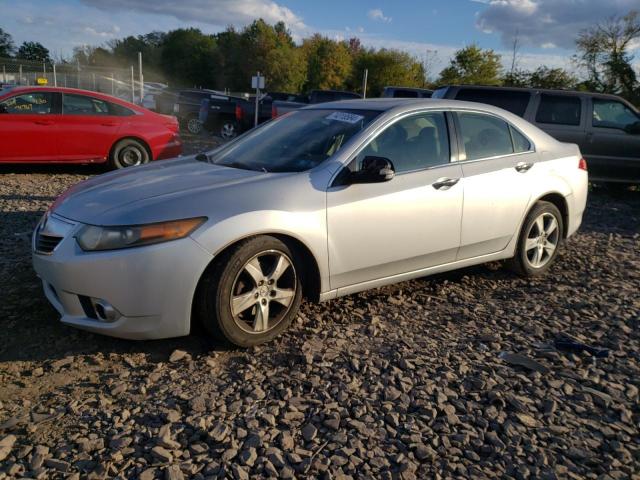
[33,99,588,346]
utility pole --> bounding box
[362,69,368,99]
[53,63,57,87]
[138,52,144,104]
[131,66,135,103]
[252,72,264,128]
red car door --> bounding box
[57,93,123,162]
[0,90,61,162]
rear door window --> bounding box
[455,88,531,117]
[457,112,514,160]
[535,94,581,126]
[63,94,110,115]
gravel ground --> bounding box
[0,142,638,480]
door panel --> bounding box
[57,93,123,161]
[457,154,535,259]
[583,97,640,182]
[327,163,463,289]
[0,91,60,162]
[454,111,533,259]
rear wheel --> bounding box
[109,139,150,169]
[197,236,303,347]
[508,201,563,277]
[220,121,238,140]
[185,114,203,135]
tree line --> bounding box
[0,11,638,102]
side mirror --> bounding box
[624,121,640,134]
[349,156,395,184]
[0,104,7,114]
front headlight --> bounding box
[76,217,206,251]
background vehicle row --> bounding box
[434,85,640,184]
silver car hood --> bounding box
[53,157,274,225]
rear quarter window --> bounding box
[455,88,531,117]
[535,94,581,126]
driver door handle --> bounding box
[34,119,54,125]
[433,177,460,190]
[515,162,533,173]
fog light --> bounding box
[91,298,120,322]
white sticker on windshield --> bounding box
[325,111,365,124]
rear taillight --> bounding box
[271,105,278,119]
[578,157,587,171]
[235,105,243,121]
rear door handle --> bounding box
[101,122,118,127]
[433,177,460,190]
[515,162,533,173]
[34,120,53,125]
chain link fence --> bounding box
[0,57,142,102]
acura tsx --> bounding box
[32,99,588,346]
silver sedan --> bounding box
[33,99,588,346]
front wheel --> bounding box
[508,201,564,277]
[196,236,303,347]
[109,139,150,169]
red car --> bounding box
[0,86,182,169]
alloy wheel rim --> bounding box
[221,123,236,139]
[229,250,296,334]
[120,146,143,167]
[525,212,559,268]
[188,118,202,134]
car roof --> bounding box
[437,84,631,101]
[0,85,143,108]
[385,86,433,92]
[305,98,500,112]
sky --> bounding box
[2,0,640,77]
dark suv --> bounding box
[156,89,240,136]
[433,85,640,184]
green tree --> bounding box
[221,20,306,92]
[16,41,50,62]
[0,28,15,57]
[575,10,640,101]
[302,34,352,91]
[351,48,426,96]
[160,28,219,87]
[503,66,577,90]
[437,44,502,86]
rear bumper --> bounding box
[155,137,183,160]
[32,223,213,340]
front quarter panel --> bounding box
[188,171,331,293]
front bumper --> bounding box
[32,216,213,340]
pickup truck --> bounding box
[271,89,362,118]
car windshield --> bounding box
[209,108,380,172]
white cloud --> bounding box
[476,0,640,50]
[80,0,307,32]
[368,8,392,23]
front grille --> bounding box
[36,233,63,254]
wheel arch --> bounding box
[534,192,569,238]
[190,232,322,332]
[109,136,154,163]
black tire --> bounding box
[109,138,150,169]
[508,201,564,277]
[196,236,303,347]
[184,114,204,135]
